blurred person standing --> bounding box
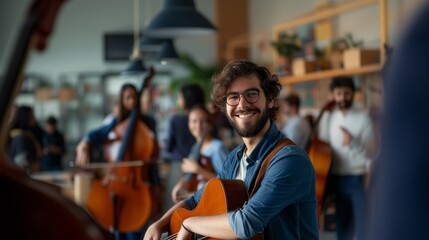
[318,76,377,240]
[163,83,206,210]
[280,93,312,148]
[41,116,65,171]
[7,105,42,174]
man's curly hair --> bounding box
[211,60,282,121]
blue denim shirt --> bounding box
[185,122,318,239]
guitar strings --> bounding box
[165,233,177,240]
[164,232,208,240]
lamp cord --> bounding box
[131,0,141,59]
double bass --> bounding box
[0,0,114,239]
[305,100,335,216]
[86,68,157,234]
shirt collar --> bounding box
[235,121,285,164]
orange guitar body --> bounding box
[169,178,250,240]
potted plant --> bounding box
[270,32,301,75]
[330,33,363,69]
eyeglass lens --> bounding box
[226,89,259,106]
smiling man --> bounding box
[144,60,318,240]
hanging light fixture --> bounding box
[157,39,179,65]
[122,0,146,75]
[140,37,166,52]
[143,0,216,38]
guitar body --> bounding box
[170,178,249,240]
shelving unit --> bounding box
[272,0,387,85]
[225,33,250,62]
[280,63,381,84]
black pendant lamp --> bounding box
[144,0,216,38]
[122,0,146,75]
[157,39,179,64]
[140,37,166,52]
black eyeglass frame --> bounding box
[224,88,261,106]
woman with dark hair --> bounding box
[76,83,157,164]
[171,104,229,203]
[75,83,160,240]
[8,105,41,174]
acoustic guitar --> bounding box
[169,178,254,240]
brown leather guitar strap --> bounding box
[249,138,295,197]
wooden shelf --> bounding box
[279,64,382,85]
[272,0,378,33]
[272,0,388,85]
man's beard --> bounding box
[337,99,353,110]
[228,106,270,138]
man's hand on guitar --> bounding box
[176,221,193,240]
[143,221,164,240]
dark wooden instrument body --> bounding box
[0,0,113,239]
[305,101,335,216]
[86,69,156,233]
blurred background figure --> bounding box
[171,104,229,203]
[7,105,42,174]
[41,116,65,171]
[75,83,160,240]
[207,101,239,150]
[280,93,312,148]
[318,77,377,240]
[163,83,205,211]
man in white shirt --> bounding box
[319,77,377,240]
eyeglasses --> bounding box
[225,89,260,106]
